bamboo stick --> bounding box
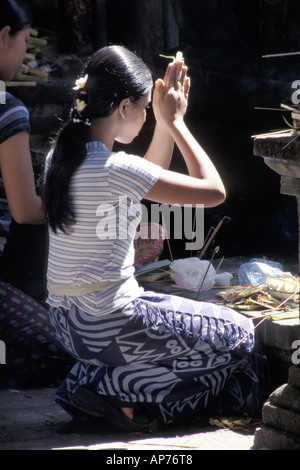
[251,129,292,138]
[196,246,219,300]
[198,217,229,260]
[161,214,173,262]
[254,107,286,112]
[262,51,300,58]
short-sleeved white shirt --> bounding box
[47,141,163,315]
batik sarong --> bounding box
[49,291,269,425]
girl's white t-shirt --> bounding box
[47,141,163,316]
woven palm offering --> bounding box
[134,223,165,267]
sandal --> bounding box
[70,386,158,433]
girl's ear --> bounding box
[0,26,11,49]
[118,98,130,119]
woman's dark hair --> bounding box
[43,45,153,233]
[0,0,33,34]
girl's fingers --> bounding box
[164,60,185,90]
[153,79,167,114]
[180,65,188,85]
[174,62,187,90]
[155,59,189,104]
[162,51,186,90]
[153,79,164,102]
[163,63,172,90]
[168,62,177,89]
[184,76,190,98]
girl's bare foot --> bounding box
[121,407,134,420]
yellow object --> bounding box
[265,275,299,294]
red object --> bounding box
[134,223,165,267]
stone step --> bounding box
[262,401,300,434]
[269,383,300,414]
[253,424,300,450]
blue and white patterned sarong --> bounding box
[49,291,269,425]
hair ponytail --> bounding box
[43,120,89,233]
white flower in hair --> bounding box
[73,74,88,90]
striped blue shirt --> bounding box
[0,92,30,199]
[0,92,30,145]
[47,141,163,315]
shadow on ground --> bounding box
[0,388,258,450]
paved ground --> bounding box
[0,387,260,451]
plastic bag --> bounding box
[170,257,216,289]
[215,272,233,286]
[238,258,292,286]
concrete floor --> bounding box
[0,387,259,451]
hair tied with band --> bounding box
[70,74,91,125]
[69,107,91,127]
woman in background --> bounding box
[0,0,72,387]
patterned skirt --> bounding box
[49,291,269,425]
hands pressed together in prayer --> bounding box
[153,52,190,129]
[145,51,226,208]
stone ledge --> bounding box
[253,424,300,450]
[253,134,300,162]
[256,318,300,351]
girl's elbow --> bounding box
[12,210,33,224]
[9,206,27,224]
[218,185,226,204]
[205,186,226,207]
[11,206,46,225]
[10,194,46,225]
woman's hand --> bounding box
[145,53,226,208]
[153,55,190,129]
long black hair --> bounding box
[43,45,153,233]
[0,0,33,34]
